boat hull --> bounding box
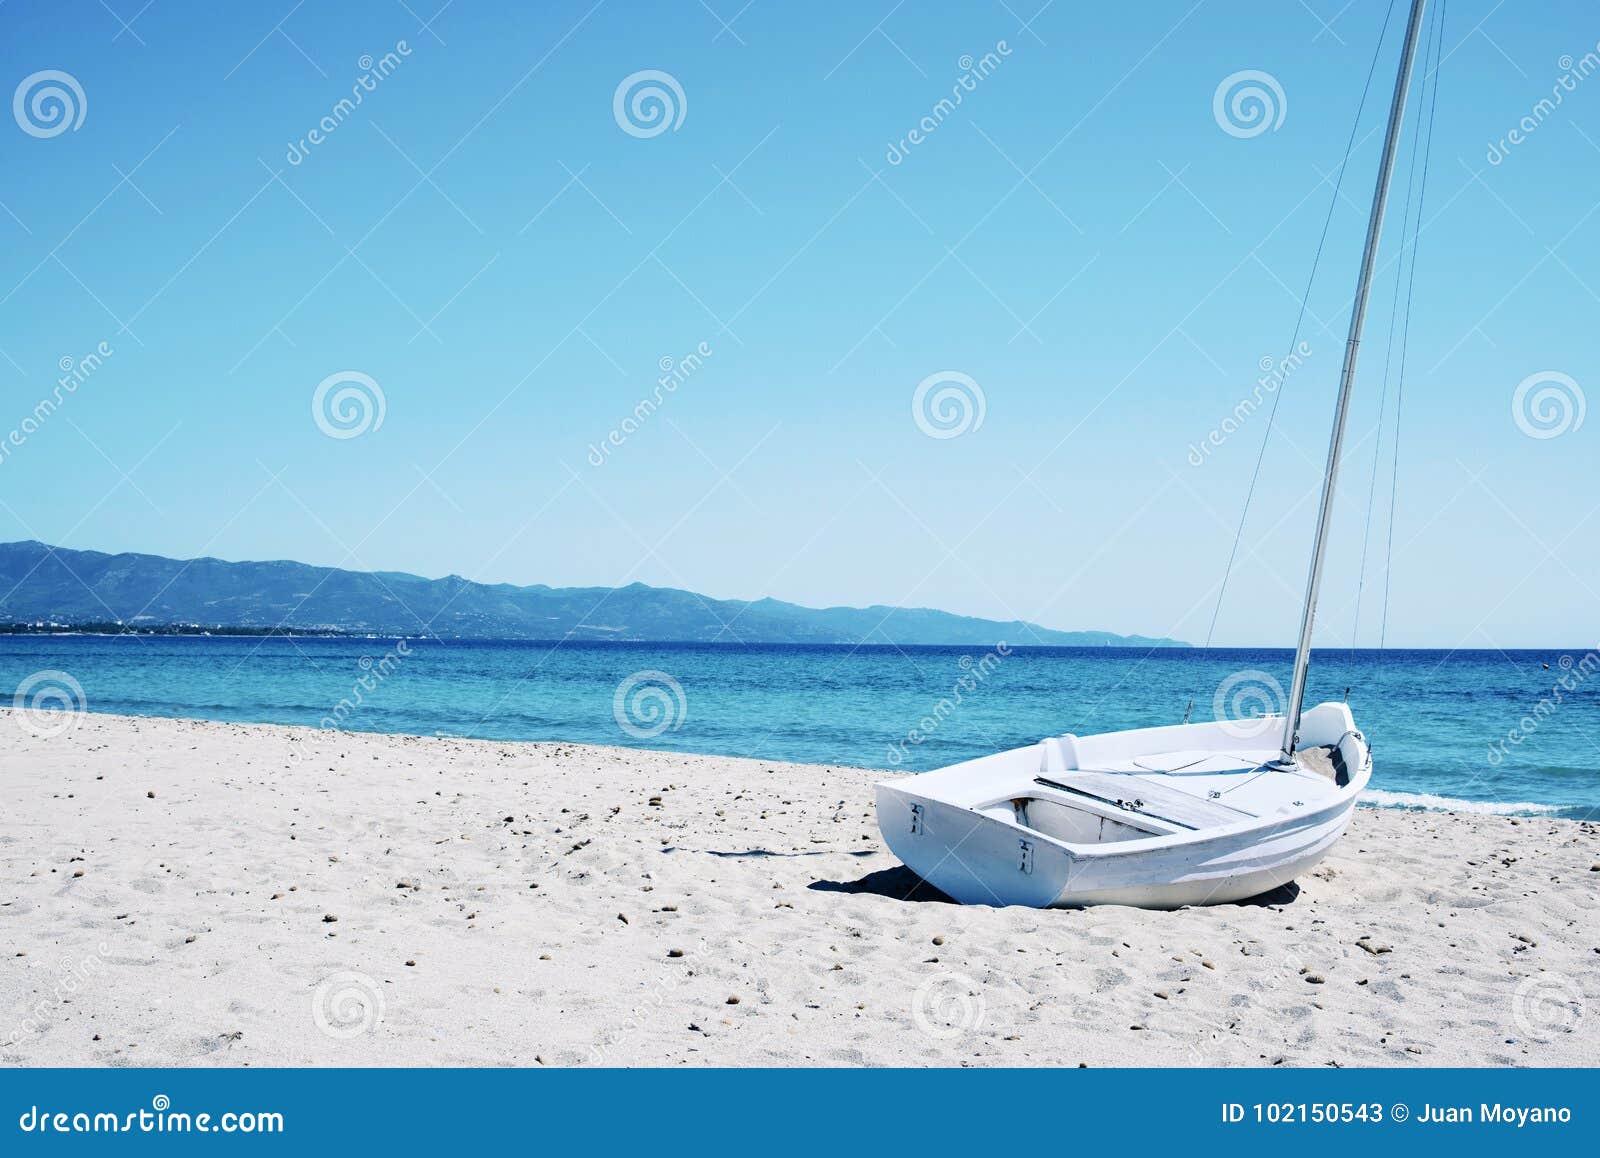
[874,705,1370,909]
[876,781,1361,908]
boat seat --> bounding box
[1034,771,1258,830]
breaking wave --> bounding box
[1361,788,1565,817]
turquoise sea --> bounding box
[1,637,1595,818]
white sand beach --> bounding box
[2,711,1594,1067]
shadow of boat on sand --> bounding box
[808,867,1302,909]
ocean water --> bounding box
[1,637,1595,818]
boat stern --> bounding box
[874,777,1073,907]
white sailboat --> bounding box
[875,0,1436,909]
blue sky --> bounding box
[1,0,1596,647]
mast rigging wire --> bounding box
[1199,0,1400,658]
[1380,0,1448,651]
[1349,0,1445,683]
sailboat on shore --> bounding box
[875,0,1438,908]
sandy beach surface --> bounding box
[2,711,1595,1067]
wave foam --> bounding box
[1361,788,1563,816]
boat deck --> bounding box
[1031,746,1344,830]
[1034,771,1257,829]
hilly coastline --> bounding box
[0,541,1187,647]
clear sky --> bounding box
[1,0,1595,647]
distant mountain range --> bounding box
[0,541,1187,647]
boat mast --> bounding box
[1278,0,1429,767]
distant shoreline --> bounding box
[0,622,1194,646]
[0,623,356,638]
[2,629,1587,652]
[0,540,1187,648]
